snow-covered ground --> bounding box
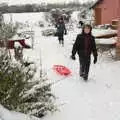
[4,12,47,25]
[1,12,120,120]
[0,105,40,120]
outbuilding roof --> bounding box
[90,0,104,9]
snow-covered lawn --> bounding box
[1,12,120,120]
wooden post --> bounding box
[31,26,34,49]
[116,19,120,60]
[31,33,34,49]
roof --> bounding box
[89,0,104,9]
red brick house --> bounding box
[91,0,120,59]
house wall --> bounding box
[118,20,120,38]
[117,0,120,38]
[116,20,120,59]
[95,0,120,24]
[95,0,120,58]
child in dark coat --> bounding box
[71,24,98,81]
[56,18,67,46]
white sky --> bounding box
[0,0,95,5]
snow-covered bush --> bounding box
[49,9,71,25]
[0,22,18,40]
[0,12,3,26]
[0,50,56,118]
[94,24,112,29]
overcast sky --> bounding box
[0,0,95,5]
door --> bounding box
[95,8,102,25]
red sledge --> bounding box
[53,65,71,76]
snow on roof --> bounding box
[92,29,117,37]
[90,0,104,9]
[96,37,116,44]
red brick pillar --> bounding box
[116,19,120,59]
